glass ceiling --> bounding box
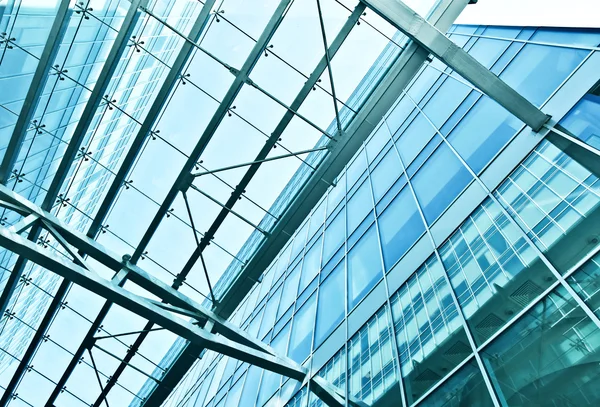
[0,0,443,405]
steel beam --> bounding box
[215,0,470,319]
[0,224,308,382]
[361,0,550,132]
[131,0,294,263]
[0,0,72,184]
[87,0,217,240]
[42,0,147,210]
[173,2,366,296]
[0,2,145,402]
[44,3,219,401]
[0,186,351,407]
[0,201,350,407]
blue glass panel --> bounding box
[366,125,392,161]
[422,76,471,129]
[278,262,301,318]
[447,97,522,174]
[530,27,600,48]
[482,26,522,40]
[395,113,437,167]
[348,226,382,309]
[288,293,316,363]
[347,179,372,235]
[371,147,403,203]
[412,143,472,224]
[315,262,345,347]
[560,94,600,150]
[386,97,415,134]
[299,237,322,293]
[500,44,590,107]
[323,211,345,266]
[467,37,511,68]
[379,185,425,270]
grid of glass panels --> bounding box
[160,25,600,407]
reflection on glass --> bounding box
[299,237,322,293]
[568,251,600,317]
[391,255,471,405]
[419,359,494,407]
[348,306,396,404]
[347,226,382,309]
[288,293,316,363]
[481,285,600,406]
[315,262,345,347]
[440,198,556,344]
[495,141,600,274]
[412,143,472,224]
[378,185,425,270]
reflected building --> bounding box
[145,22,600,407]
[0,0,202,374]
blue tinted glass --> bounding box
[467,37,511,68]
[366,125,392,160]
[288,293,316,363]
[530,27,600,48]
[447,97,522,174]
[348,226,382,308]
[259,285,282,339]
[315,262,345,347]
[299,237,322,293]
[412,143,472,223]
[560,94,600,150]
[323,211,345,266]
[396,113,437,167]
[422,76,471,129]
[278,262,301,318]
[378,185,425,269]
[347,149,367,189]
[371,146,402,203]
[347,179,372,234]
[408,66,442,104]
[500,44,590,106]
[482,26,522,40]
[386,97,415,133]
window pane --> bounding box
[371,147,403,203]
[481,285,600,406]
[419,359,494,407]
[390,256,470,405]
[323,211,345,267]
[288,293,316,363]
[299,237,322,293]
[348,226,382,309]
[440,198,556,345]
[347,179,372,235]
[446,97,523,174]
[395,113,437,167]
[378,186,425,270]
[500,43,590,107]
[495,140,600,274]
[278,262,302,318]
[315,262,345,347]
[412,143,472,224]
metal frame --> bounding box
[361,0,551,132]
[0,0,563,405]
[0,0,72,184]
[0,185,357,407]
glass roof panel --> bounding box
[0,0,463,403]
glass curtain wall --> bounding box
[158,25,600,407]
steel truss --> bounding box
[0,185,363,407]
[0,0,555,404]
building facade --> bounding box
[153,24,600,407]
[0,0,202,375]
